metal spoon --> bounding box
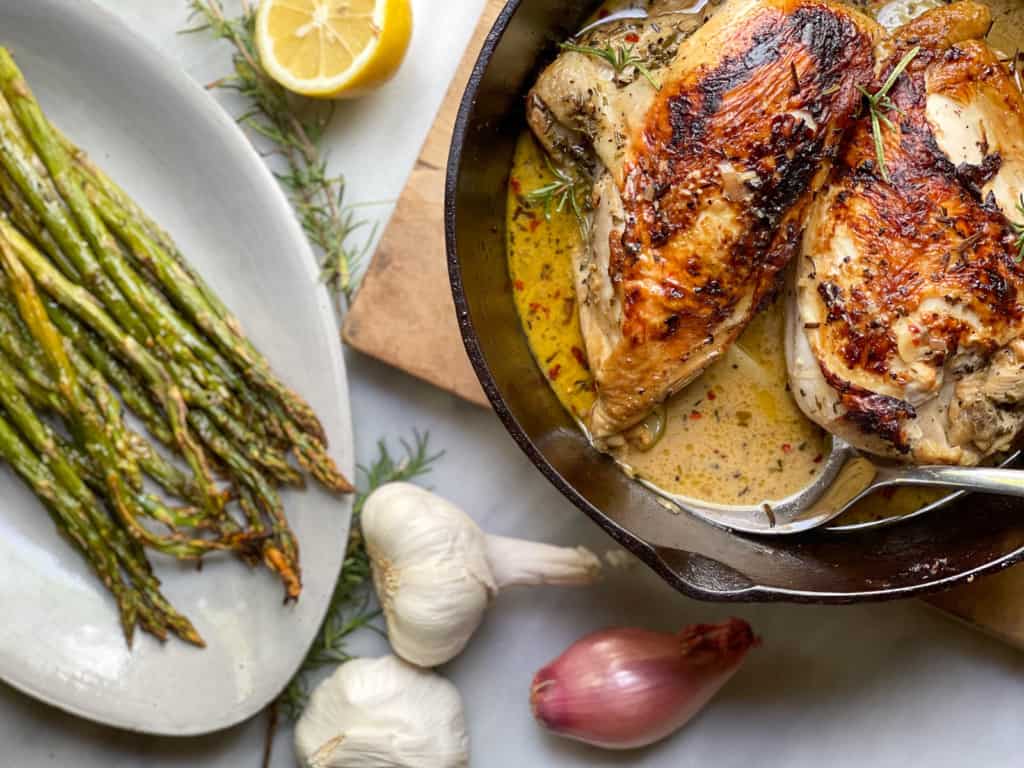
[575,6,649,37]
[575,0,716,37]
[642,437,1024,535]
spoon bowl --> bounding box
[651,439,1024,535]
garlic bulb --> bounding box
[294,655,469,768]
[363,482,602,667]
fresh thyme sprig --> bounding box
[526,156,591,241]
[1012,194,1024,263]
[277,430,443,721]
[858,45,920,183]
[184,0,374,306]
[560,41,661,90]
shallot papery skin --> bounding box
[530,619,759,750]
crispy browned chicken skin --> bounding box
[529,0,880,438]
[789,2,1024,464]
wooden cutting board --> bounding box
[340,0,499,406]
[341,0,1024,648]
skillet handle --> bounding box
[652,547,761,599]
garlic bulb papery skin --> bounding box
[484,534,602,588]
[363,483,497,668]
[294,655,469,768]
[362,482,602,667]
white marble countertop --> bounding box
[2,1,1023,766]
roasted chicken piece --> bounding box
[788,2,1024,465]
[528,0,880,438]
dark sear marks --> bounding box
[614,0,875,351]
[792,2,1024,461]
[821,366,917,451]
[526,0,883,438]
[817,41,1024,444]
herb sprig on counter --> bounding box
[277,430,442,705]
[527,156,591,240]
[184,0,374,305]
[560,41,661,90]
[858,45,919,183]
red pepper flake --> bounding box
[689,411,702,420]
[529,219,541,232]
[813,454,823,463]
[514,279,525,292]
[706,390,717,401]
[781,443,793,454]
[510,177,522,194]
[624,32,640,43]
[528,301,549,317]
[571,346,590,370]
[548,364,562,380]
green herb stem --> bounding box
[1012,194,1024,263]
[526,156,590,241]
[278,431,442,719]
[184,0,374,306]
[858,45,920,183]
[560,41,661,91]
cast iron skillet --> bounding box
[444,0,1024,602]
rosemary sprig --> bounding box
[277,430,443,720]
[184,0,374,306]
[1012,194,1024,263]
[857,46,920,183]
[526,157,591,241]
[560,41,661,90]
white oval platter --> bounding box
[0,0,354,736]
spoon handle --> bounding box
[887,465,1024,496]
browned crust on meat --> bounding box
[891,0,992,50]
[820,364,916,451]
[617,0,874,344]
[802,3,1024,453]
[591,0,878,433]
[816,35,1024,389]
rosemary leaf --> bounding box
[560,41,660,90]
[185,0,374,306]
[860,46,920,184]
[878,46,921,103]
[1013,194,1024,263]
[870,110,887,182]
[526,157,591,241]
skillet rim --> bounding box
[443,0,1024,603]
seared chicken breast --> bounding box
[529,0,880,438]
[789,2,1024,464]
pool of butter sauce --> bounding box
[507,0,1024,525]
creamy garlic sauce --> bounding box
[615,304,828,505]
[507,0,1024,524]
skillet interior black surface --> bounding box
[444,0,1024,602]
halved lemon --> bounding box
[256,0,412,99]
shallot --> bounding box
[531,618,759,749]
